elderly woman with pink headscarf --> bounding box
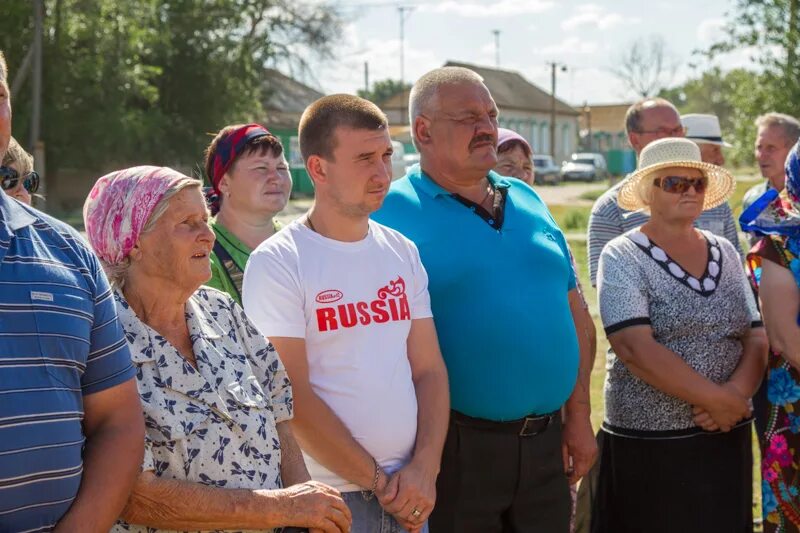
[83,166,351,533]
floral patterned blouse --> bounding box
[112,287,293,533]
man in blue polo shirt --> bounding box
[0,50,145,532]
[373,66,597,532]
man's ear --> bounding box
[306,155,327,186]
[414,116,433,147]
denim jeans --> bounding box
[342,491,429,533]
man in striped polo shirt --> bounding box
[587,98,742,287]
[0,51,144,532]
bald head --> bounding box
[625,97,683,154]
[409,67,485,149]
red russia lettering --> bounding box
[316,276,410,332]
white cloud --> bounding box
[420,0,554,17]
[561,4,641,31]
[533,37,599,56]
[696,17,725,46]
[317,25,441,94]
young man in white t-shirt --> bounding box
[243,94,449,533]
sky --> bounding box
[302,0,759,106]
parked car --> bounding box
[561,152,608,181]
[532,155,561,185]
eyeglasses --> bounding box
[634,126,686,137]
[653,175,708,194]
[0,166,40,194]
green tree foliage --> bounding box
[660,0,800,167]
[1,0,340,178]
[357,79,410,105]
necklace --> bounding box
[305,213,318,233]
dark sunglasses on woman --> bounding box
[0,166,40,194]
[653,175,708,194]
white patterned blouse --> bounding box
[112,287,293,533]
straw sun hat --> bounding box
[617,137,736,212]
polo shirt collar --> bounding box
[407,164,512,198]
[0,189,37,232]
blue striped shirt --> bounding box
[0,193,135,532]
[587,179,743,287]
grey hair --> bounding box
[755,113,800,146]
[408,67,485,149]
[105,178,203,289]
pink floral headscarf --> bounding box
[83,166,187,265]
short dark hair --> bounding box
[497,139,531,158]
[203,124,284,182]
[625,97,676,135]
[0,51,7,84]
[299,94,388,162]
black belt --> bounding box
[451,409,558,437]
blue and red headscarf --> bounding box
[206,123,271,212]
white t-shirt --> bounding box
[242,219,432,492]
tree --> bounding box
[357,79,410,105]
[695,0,800,165]
[659,68,768,166]
[0,0,341,191]
[611,35,677,97]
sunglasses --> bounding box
[0,166,40,194]
[653,175,708,194]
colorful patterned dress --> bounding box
[748,235,800,532]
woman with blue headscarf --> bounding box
[741,140,800,531]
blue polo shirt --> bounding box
[373,165,579,421]
[0,192,136,531]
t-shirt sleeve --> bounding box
[83,253,136,395]
[598,241,651,335]
[232,302,294,424]
[588,196,624,287]
[720,203,744,259]
[242,246,307,339]
[406,239,433,320]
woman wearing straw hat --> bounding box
[593,138,768,532]
[741,140,800,532]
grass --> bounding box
[550,205,592,233]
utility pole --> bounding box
[492,30,500,67]
[364,61,369,96]
[31,0,45,206]
[398,6,414,124]
[547,61,566,160]
[30,0,43,152]
[789,0,799,76]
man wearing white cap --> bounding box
[682,114,742,252]
[682,113,731,167]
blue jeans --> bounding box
[342,491,429,533]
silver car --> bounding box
[532,155,561,185]
[561,153,607,181]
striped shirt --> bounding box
[588,179,743,287]
[0,192,135,532]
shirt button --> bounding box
[470,206,476,211]
[488,219,495,225]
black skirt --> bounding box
[590,423,753,533]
